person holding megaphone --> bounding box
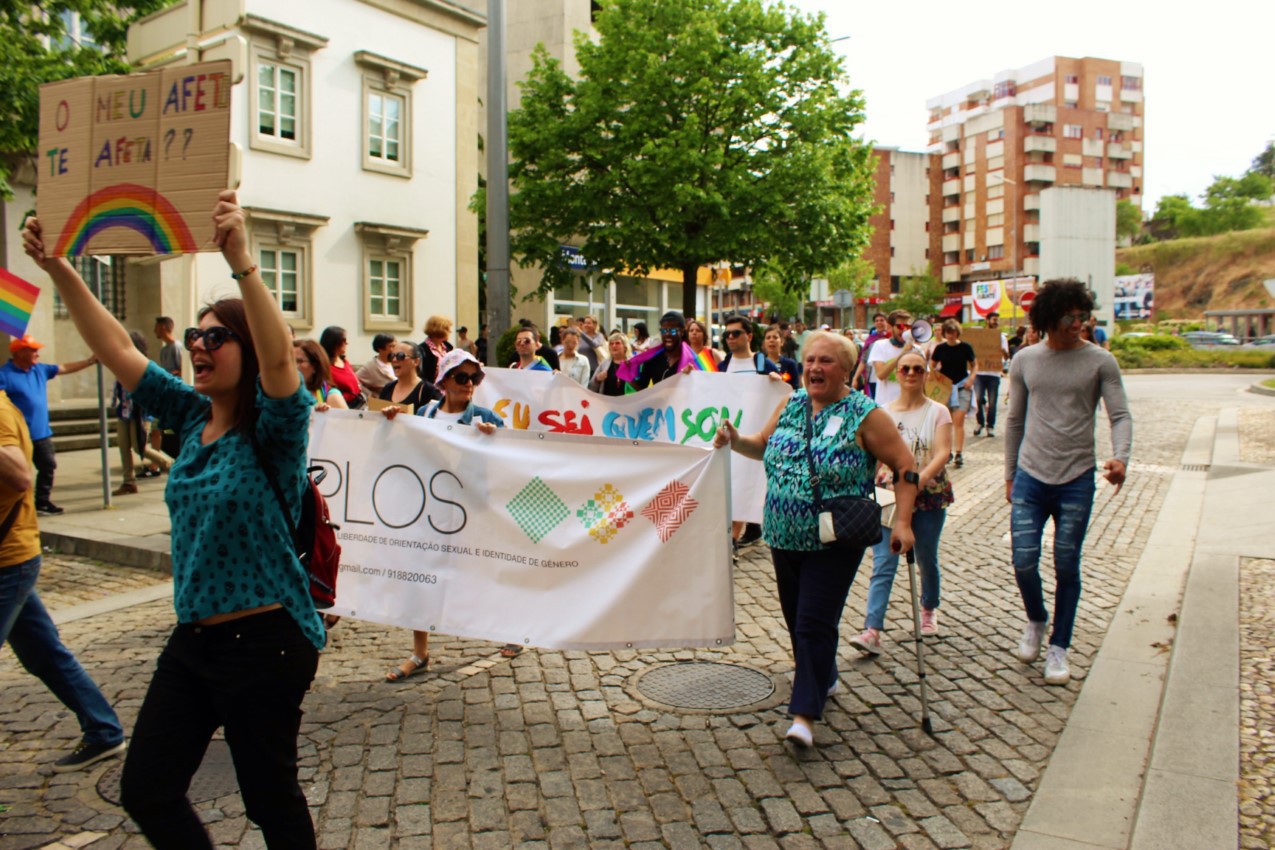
[865,309,918,406]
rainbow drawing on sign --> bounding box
[0,268,40,338]
[53,183,199,256]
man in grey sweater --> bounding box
[1005,279,1132,685]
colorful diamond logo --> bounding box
[641,480,699,543]
[507,477,569,543]
[577,485,634,544]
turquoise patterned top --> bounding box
[131,362,326,650]
[762,390,879,551]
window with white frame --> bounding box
[243,16,327,160]
[245,206,329,329]
[355,51,428,178]
[356,222,428,332]
[1063,124,1083,139]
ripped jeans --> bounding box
[1010,469,1095,650]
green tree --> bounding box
[886,269,944,318]
[750,263,802,323]
[1250,141,1275,181]
[0,1,178,198]
[1115,199,1142,244]
[507,0,878,318]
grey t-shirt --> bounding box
[158,341,181,376]
[1004,342,1132,485]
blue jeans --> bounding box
[0,555,124,747]
[1010,469,1096,649]
[974,375,1001,429]
[863,508,945,631]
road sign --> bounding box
[832,289,854,309]
[1019,291,1035,310]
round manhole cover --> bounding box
[635,661,775,710]
[98,739,239,805]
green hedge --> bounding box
[1111,334,1190,352]
[1114,348,1275,369]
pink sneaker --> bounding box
[920,609,939,636]
[849,628,882,656]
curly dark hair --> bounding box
[1028,278,1094,334]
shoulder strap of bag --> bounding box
[248,437,300,554]
[802,395,826,513]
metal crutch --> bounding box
[904,547,934,734]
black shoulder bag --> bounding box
[803,395,881,551]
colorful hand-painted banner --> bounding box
[37,61,232,256]
[474,369,793,523]
[0,269,40,338]
[312,411,734,651]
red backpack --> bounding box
[253,443,342,609]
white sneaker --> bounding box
[1043,645,1070,685]
[849,628,883,656]
[784,722,813,748]
[1017,618,1049,663]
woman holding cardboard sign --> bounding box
[23,191,323,848]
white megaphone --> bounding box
[910,318,934,344]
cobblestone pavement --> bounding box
[1239,558,1274,850]
[1239,407,1275,464]
[25,556,165,613]
[1,384,1273,850]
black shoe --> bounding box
[53,739,126,773]
[36,501,64,516]
[953,452,964,469]
[987,428,996,438]
[973,425,984,436]
[738,523,763,546]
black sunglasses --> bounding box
[389,351,416,362]
[184,326,239,352]
[446,370,484,386]
[723,329,747,339]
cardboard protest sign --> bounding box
[965,327,1005,374]
[37,61,232,256]
[924,370,952,405]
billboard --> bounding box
[1113,274,1154,321]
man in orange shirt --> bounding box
[0,391,125,771]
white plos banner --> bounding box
[474,370,791,523]
[311,411,735,650]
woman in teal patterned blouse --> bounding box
[24,191,322,848]
[715,331,919,748]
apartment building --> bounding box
[856,147,942,326]
[926,56,1144,302]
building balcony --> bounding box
[942,151,961,169]
[1023,135,1056,154]
[1023,193,1041,210]
[1023,224,1040,242]
[1107,112,1136,132]
[943,206,961,223]
[1107,171,1133,188]
[942,233,962,252]
[942,124,960,143]
[1120,89,1143,103]
[942,178,961,197]
[942,265,961,284]
[1024,104,1056,126]
[1107,143,1132,160]
[1024,258,1040,276]
[1023,164,1056,183]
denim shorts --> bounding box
[948,384,973,412]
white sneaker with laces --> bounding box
[849,628,883,656]
[1017,618,1049,663]
[784,722,813,748]
[1043,645,1070,685]
[920,608,939,636]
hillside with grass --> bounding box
[1118,224,1275,318]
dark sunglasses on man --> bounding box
[184,327,239,352]
[389,351,416,362]
[723,329,746,339]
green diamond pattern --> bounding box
[507,477,569,543]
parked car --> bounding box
[1183,331,1241,349]
[1243,335,1275,349]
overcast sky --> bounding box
[784,0,1274,212]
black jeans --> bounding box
[974,375,1001,429]
[32,437,56,505]
[771,546,866,720]
[120,609,319,849]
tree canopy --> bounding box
[0,1,177,198]
[507,0,878,318]
[886,269,944,319]
[1115,199,1142,244]
[1250,141,1275,181]
[1151,171,1273,239]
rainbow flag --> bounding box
[0,269,39,338]
[693,349,719,372]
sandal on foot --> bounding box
[500,644,523,658]
[386,654,428,682]
[323,614,341,630]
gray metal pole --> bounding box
[485,0,511,366]
[96,361,111,508]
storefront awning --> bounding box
[939,302,962,318]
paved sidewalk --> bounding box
[1,384,1272,849]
